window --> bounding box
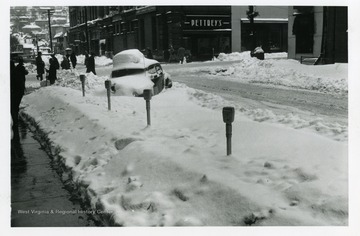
[112,69,144,78]
[155,65,163,74]
[293,6,314,53]
[147,65,156,74]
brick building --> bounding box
[68,6,231,61]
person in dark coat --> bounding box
[51,54,60,70]
[86,52,96,75]
[70,51,77,68]
[146,47,153,59]
[84,51,89,67]
[61,55,71,70]
[47,58,58,85]
[35,52,45,81]
[177,46,186,64]
[11,58,28,128]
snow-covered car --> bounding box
[110,49,172,96]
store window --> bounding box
[292,6,314,53]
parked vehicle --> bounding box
[110,49,172,97]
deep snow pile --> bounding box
[24,53,348,141]
[215,51,287,61]
[191,52,348,95]
[180,83,347,141]
[76,54,113,66]
[21,70,348,226]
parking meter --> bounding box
[222,107,235,156]
[143,89,152,126]
[105,80,111,110]
[105,80,111,89]
[143,89,152,101]
[80,74,85,96]
[223,107,235,123]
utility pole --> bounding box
[36,34,39,52]
[247,6,259,51]
[46,9,55,53]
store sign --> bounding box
[191,19,223,27]
[184,16,230,29]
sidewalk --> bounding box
[11,119,96,227]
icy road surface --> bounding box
[94,59,347,128]
[162,60,348,127]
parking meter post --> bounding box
[226,123,232,155]
[105,80,111,110]
[143,89,152,126]
[80,74,85,97]
[222,107,235,156]
[146,100,151,126]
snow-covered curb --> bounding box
[21,82,348,226]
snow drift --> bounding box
[21,71,348,226]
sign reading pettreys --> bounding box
[183,15,231,30]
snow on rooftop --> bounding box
[22,24,41,29]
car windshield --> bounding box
[112,68,145,78]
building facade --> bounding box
[288,6,348,63]
[68,6,231,61]
[231,6,288,53]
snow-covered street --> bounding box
[17,52,348,226]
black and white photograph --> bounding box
[3,0,360,235]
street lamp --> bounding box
[246,6,259,51]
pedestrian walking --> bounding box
[11,58,28,128]
[70,51,77,68]
[61,55,71,70]
[146,47,153,59]
[168,45,175,63]
[35,52,45,81]
[47,58,58,85]
[84,51,89,67]
[177,46,186,64]
[51,54,60,70]
[86,52,96,75]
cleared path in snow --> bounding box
[163,62,348,126]
[82,60,347,126]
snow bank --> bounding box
[76,55,113,67]
[183,83,347,141]
[215,51,287,61]
[110,74,154,96]
[180,53,348,95]
[21,71,348,226]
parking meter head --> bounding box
[80,74,85,82]
[222,107,235,123]
[143,89,152,100]
[105,80,111,89]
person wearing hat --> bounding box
[36,52,45,81]
[86,52,96,75]
[70,51,77,69]
[11,57,28,128]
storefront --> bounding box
[69,6,232,61]
[182,15,231,60]
[240,18,288,52]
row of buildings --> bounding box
[67,6,347,63]
[11,6,348,64]
[10,6,69,54]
